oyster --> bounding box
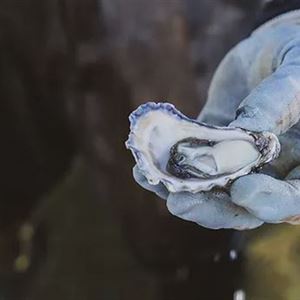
[126,102,280,193]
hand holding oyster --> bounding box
[127,12,300,229]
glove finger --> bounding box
[229,40,300,135]
[132,165,169,200]
[231,172,300,223]
[166,190,263,230]
[283,165,300,224]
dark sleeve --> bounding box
[256,0,300,28]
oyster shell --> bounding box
[126,102,280,193]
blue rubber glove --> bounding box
[133,11,300,229]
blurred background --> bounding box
[1,0,299,299]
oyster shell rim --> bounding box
[126,102,281,193]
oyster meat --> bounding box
[126,102,280,193]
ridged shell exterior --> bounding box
[126,102,280,193]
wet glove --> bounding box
[133,11,300,229]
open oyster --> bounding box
[126,102,280,193]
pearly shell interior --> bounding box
[126,102,280,193]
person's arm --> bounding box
[257,0,300,28]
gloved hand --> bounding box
[133,11,300,229]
